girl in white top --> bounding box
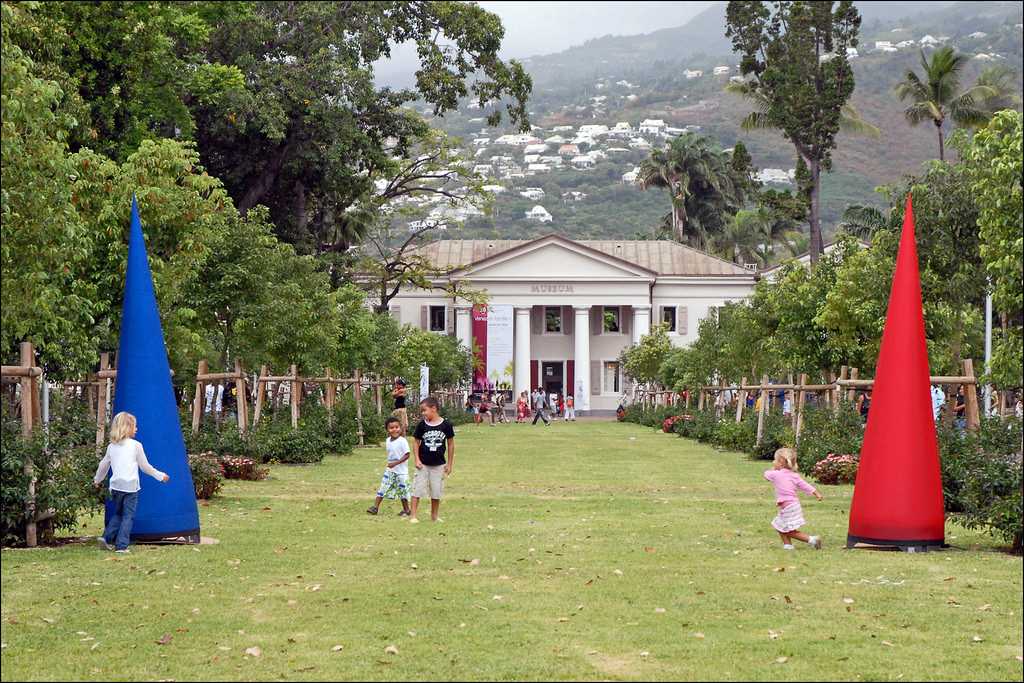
[92,412,169,552]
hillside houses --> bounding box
[559,143,581,156]
[684,69,703,79]
[524,205,553,223]
[519,187,545,200]
[639,119,666,135]
[713,65,730,75]
[524,143,549,155]
[755,168,795,185]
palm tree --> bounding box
[838,204,887,239]
[712,208,773,266]
[894,47,996,161]
[637,133,743,247]
[973,65,1023,117]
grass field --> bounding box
[2,420,1021,681]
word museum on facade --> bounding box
[388,235,756,413]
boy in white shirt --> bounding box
[92,412,170,553]
[367,417,412,517]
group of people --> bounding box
[514,388,576,424]
[460,387,578,425]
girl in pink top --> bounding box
[764,448,824,550]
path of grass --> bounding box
[2,421,1022,681]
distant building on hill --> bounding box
[524,205,553,223]
[639,119,666,135]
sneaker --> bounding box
[115,548,131,554]
[97,537,113,551]
[409,517,420,524]
[809,536,822,550]
[398,510,410,517]
[782,544,795,551]
[366,506,379,515]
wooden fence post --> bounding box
[290,364,300,429]
[191,359,207,435]
[19,342,37,547]
[963,359,981,431]
[374,379,383,416]
[846,367,859,404]
[685,390,691,410]
[697,389,705,411]
[795,373,808,443]
[833,368,847,410]
[354,369,365,446]
[736,376,747,423]
[323,368,335,427]
[234,359,249,434]
[95,352,110,451]
[253,365,268,425]
[755,374,769,446]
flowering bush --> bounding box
[220,455,269,481]
[663,414,695,432]
[811,453,859,485]
[189,452,224,499]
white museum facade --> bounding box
[388,234,757,413]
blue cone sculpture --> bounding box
[105,196,200,542]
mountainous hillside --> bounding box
[421,1,1023,247]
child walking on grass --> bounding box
[764,447,823,550]
[92,412,170,553]
[367,417,412,517]
[410,397,455,523]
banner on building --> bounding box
[419,364,429,401]
[472,304,514,391]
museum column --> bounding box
[574,306,591,412]
[632,304,651,345]
[455,305,472,352]
[514,307,532,399]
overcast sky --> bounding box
[476,1,716,58]
[376,1,717,86]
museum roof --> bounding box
[408,235,754,277]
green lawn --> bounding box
[2,421,1021,681]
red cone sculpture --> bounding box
[847,195,945,550]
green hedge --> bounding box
[938,417,1022,551]
[183,393,380,464]
[2,398,99,546]
[796,402,864,472]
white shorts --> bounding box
[412,465,445,500]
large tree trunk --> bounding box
[808,158,823,263]
[238,138,294,215]
[293,179,308,236]
[935,120,945,162]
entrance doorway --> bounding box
[541,361,564,395]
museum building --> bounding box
[388,234,757,413]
